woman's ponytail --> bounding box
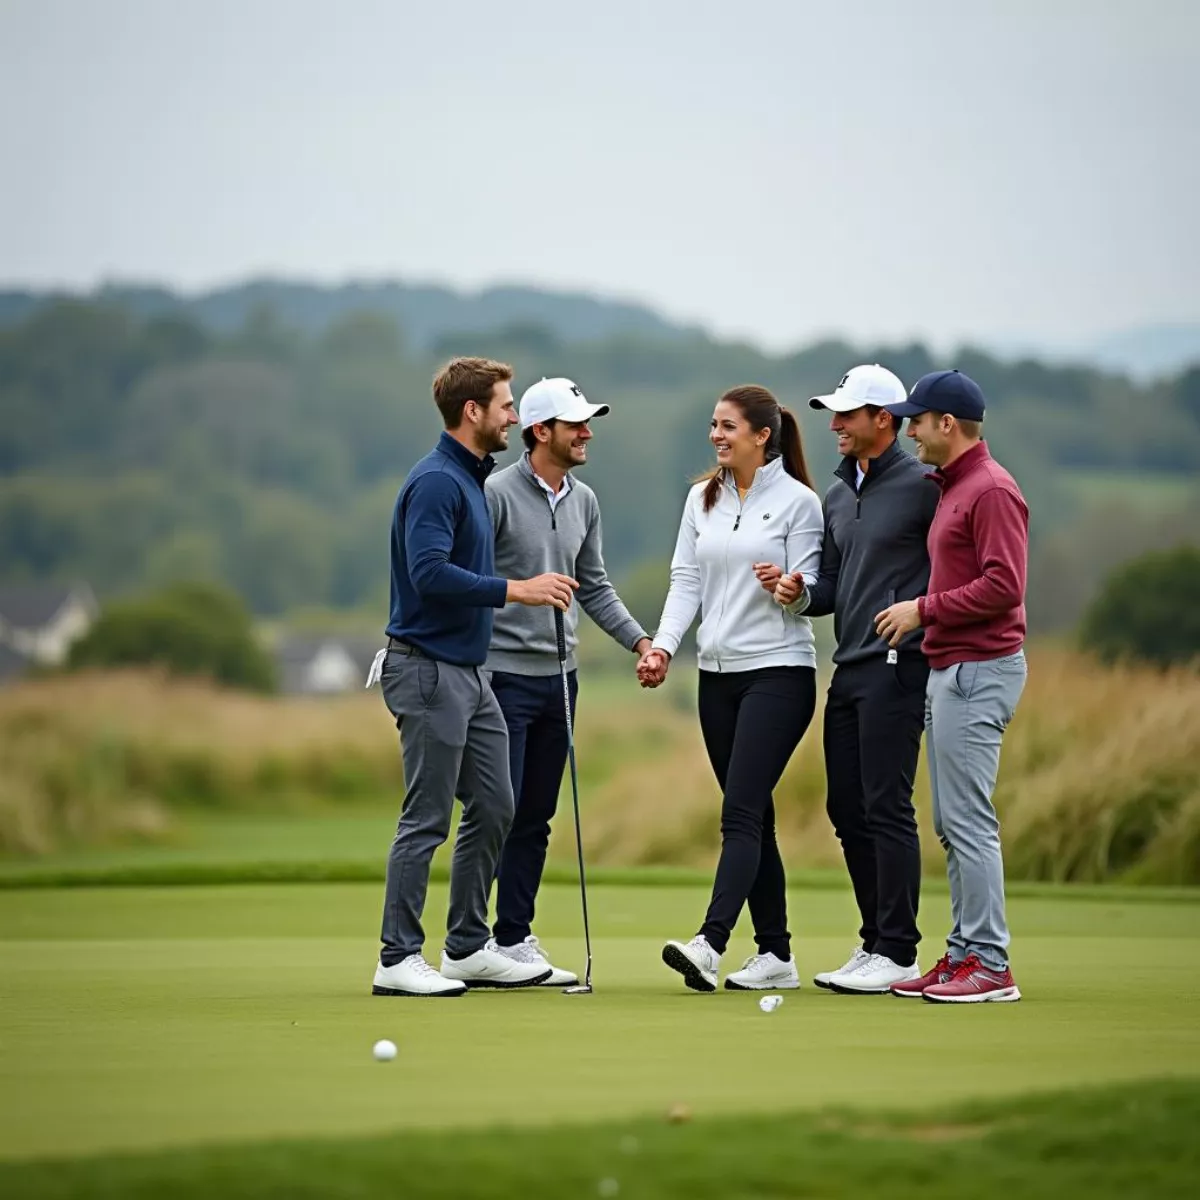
[776,405,814,490]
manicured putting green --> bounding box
[2,880,1198,1164]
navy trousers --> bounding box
[490,669,578,946]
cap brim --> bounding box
[558,400,609,423]
[522,400,609,428]
[882,400,928,417]
[809,393,866,413]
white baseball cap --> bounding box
[809,364,907,413]
[519,377,610,429]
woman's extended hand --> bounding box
[753,562,783,594]
[637,648,670,689]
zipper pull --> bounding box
[733,514,741,531]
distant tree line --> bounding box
[1,295,1198,633]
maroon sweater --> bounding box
[917,442,1028,670]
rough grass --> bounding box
[581,648,1200,886]
[0,668,401,854]
[3,1078,1197,1200]
[3,650,1200,883]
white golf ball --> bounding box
[373,1038,397,1061]
[759,994,783,1013]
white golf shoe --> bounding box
[439,939,552,988]
[723,951,802,991]
[661,934,721,992]
[493,935,579,987]
[828,952,922,995]
[372,954,467,997]
[813,946,870,990]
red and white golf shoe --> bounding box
[921,954,1021,1003]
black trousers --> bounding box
[823,656,927,965]
[696,665,817,960]
[490,669,577,947]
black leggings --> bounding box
[697,665,817,960]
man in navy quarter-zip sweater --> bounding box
[776,365,940,994]
[485,377,652,986]
[370,357,580,999]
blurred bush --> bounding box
[1078,544,1200,668]
[66,582,277,692]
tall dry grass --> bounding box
[994,650,1200,883]
[2,650,1198,882]
[0,669,398,855]
[563,648,1200,885]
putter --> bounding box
[555,607,593,995]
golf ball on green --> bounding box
[373,1039,397,1061]
[759,994,783,1013]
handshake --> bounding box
[634,563,805,690]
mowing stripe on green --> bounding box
[2,858,1199,901]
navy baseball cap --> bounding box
[885,370,986,421]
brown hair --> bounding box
[522,418,557,452]
[928,411,983,440]
[432,357,513,429]
[699,385,814,512]
[864,404,902,432]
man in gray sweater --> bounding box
[486,377,652,985]
[776,364,940,994]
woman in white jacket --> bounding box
[639,384,823,992]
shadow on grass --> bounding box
[2,1077,1197,1200]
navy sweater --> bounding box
[386,432,508,666]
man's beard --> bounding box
[481,427,509,454]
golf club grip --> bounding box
[554,606,566,663]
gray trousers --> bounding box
[925,651,1027,971]
[378,650,514,965]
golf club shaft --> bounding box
[555,607,592,989]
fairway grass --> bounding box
[2,880,1199,1171]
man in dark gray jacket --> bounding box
[486,377,652,985]
[775,364,939,993]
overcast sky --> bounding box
[1,0,1196,351]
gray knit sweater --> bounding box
[486,454,647,675]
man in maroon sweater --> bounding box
[874,370,1028,1003]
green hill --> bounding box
[1,290,1197,632]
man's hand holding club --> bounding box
[507,572,578,611]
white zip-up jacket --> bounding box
[652,457,824,672]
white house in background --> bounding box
[0,583,99,682]
[274,634,381,695]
